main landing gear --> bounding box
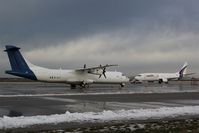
[158,79,168,84]
[158,79,163,84]
[80,83,89,89]
[120,83,125,87]
[70,84,77,89]
[70,83,89,89]
[119,83,125,89]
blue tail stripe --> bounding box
[179,66,187,79]
[4,45,37,80]
[5,45,29,72]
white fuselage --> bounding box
[134,73,179,83]
[134,62,188,83]
[31,66,129,85]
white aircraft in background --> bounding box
[4,45,129,89]
[134,62,192,84]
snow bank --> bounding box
[1,106,199,129]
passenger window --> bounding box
[146,75,153,77]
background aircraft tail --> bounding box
[4,45,37,80]
[178,62,188,79]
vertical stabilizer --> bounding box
[178,62,188,79]
[4,45,37,80]
[5,45,29,72]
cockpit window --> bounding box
[137,75,142,76]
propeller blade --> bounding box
[99,66,107,78]
[102,67,106,78]
[103,73,106,78]
[99,74,102,78]
[84,64,86,69]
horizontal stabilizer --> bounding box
[5,70,37,80]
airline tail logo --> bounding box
[4,45,37,80]
[179,62,188,79]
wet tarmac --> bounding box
[0,82,199,117]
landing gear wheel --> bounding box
[158,79,163,84]
[119,83,125,89]
[70,84,77,89]
[81,83,89,89]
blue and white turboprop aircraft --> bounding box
[4,45,129,89]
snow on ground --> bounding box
[1,106,199,129]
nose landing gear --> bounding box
[120,83,125,87]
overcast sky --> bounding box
[0,0,199,77]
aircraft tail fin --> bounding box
[178,62,188,79]
[4,45,37,80]
[4,45,29,72]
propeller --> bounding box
[99,66,107,78]
[84,64,86,69]
[102,67,106,78]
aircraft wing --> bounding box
[76,64,118,72]
[75,64,118,78]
